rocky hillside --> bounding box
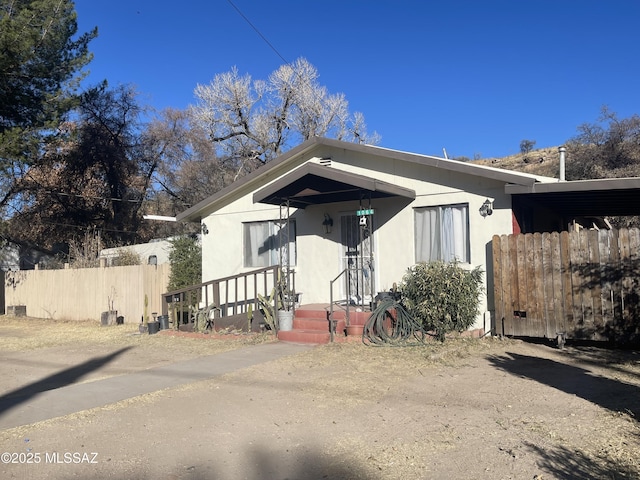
[471,146,563,179]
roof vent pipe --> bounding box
[558,146,566,181]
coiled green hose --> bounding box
[363,298,432,346]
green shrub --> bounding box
[167,236,202,291]
[400,261,484,341]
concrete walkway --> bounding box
[0,342,312,430]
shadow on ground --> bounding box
[56,448,375,480]
[567,344,640,380]
[0,346,132,415]
[488,351,640,420]
[525,441,640,480]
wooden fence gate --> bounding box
[492,228,640,344]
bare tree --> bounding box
[565,106,640,228]
[520,139,536,156]
[566,106,640,179]
[189,58,379,180]
[144,108,233,213]
[127,59,381,234]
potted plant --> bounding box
[277,271,296,332]
[375,283,402,305]
[101,287,118,326]
[144,294,160,334]
[257,268,295,332]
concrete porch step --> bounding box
[277,304,372,345]
[277,329,331,344]
[294,304,371,324]
[294,317,345,332]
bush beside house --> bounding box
[401,261,484,341]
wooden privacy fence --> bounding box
[492,228,640,343]
[4,264,170,323]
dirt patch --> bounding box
[0,316,274,392]
[0,316,639,479]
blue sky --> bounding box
[75,1,640,159]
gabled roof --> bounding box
[253,162,416,209]
[177,137,557,222]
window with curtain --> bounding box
[243,220,297,268]
[414,204,469,263]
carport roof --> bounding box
[506,177,640,216]
[252,162,416,208]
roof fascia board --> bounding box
[252,162,416,205]
[505,177,640,194]
[176,139,324,222]
[316,138,552,186]
[178,136,555,221]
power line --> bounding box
[52,190,143,203]
[223,1,327,134]
[39,220,141,235]
[223,0,363,147]
[225,0,289,65]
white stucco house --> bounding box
[173,137,559,337]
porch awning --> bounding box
[253,162,416,208]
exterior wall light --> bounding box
[479,199,493,217]
[322,213,333,234]
[201,222,209,235]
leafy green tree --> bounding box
[167,236,202,291]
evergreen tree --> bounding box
[167,236,202,291]
[0,0,96,134]
[0,0,96,241]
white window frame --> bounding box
[414,204,469,263]
[243,220,297,268]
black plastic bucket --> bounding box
[147,321,160,335]
[158,315,169,330]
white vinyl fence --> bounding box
[4,264,170,323]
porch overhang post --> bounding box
[272,266,279,333]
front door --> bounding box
[340,213,374,306]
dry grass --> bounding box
[229,335,514,411]
[473,146,562,178]
[1,318,638,479]
[0,315,275,355]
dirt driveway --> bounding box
[0,317,639,479]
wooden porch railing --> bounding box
[161,266,288,332]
